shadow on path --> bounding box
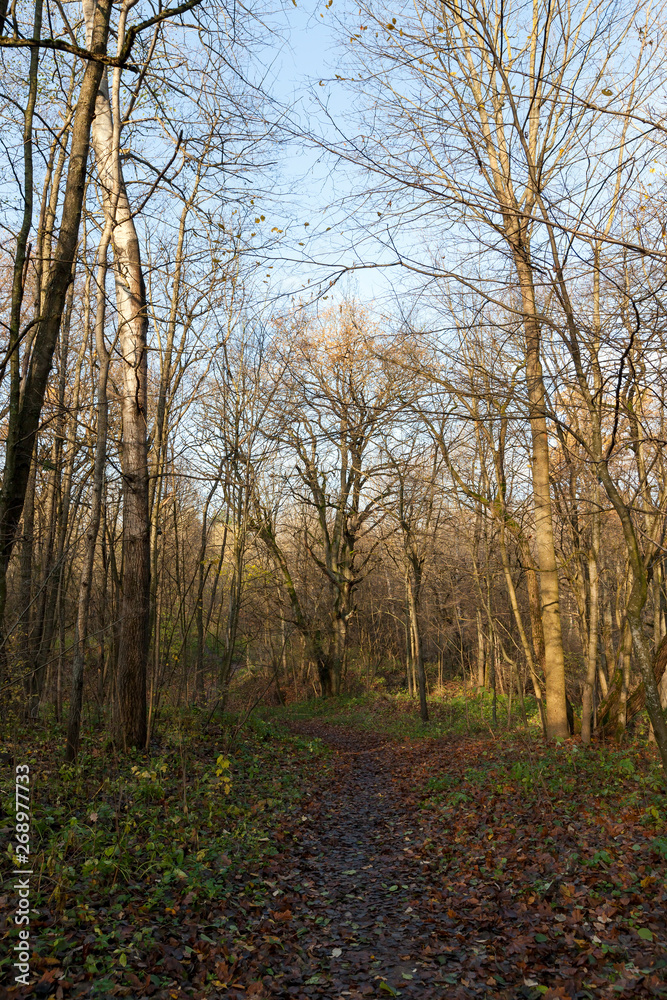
[226,720,666,1000]
[227,722,495,999]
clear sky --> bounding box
[256,0,407,312]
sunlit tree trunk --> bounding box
[513,251,568,738]
[581,494,600,744]
[83,0,150,747]
[475,610,485,689]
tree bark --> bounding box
[406,564,428,722]
[582,494,600,743]
[16,451,37,703]
[475,610,485,689]
[83,0,150,748]
[513,250,569,739]
[596,633,667,739]
[65,234,112,761]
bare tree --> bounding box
[381,435,444,721]
[317,0,666,735]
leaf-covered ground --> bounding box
[2,706,667,999]
[0,719,327,999]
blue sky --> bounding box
[255,0,405,310]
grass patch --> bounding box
[265,685,544,740]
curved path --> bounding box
[225,721,666,1000]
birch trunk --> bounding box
[83,0,150,748]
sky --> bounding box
[255,0,667,328]
[254,0,407,311]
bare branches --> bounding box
[0,0,206,72]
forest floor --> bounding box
[1,693,667,1000]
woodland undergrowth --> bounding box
[1,693,666,999]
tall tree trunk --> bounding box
[475,609,485,689]
[653,567,665,651]
[600,599,613,696]
[65,236,112,761]
[406,564,428,722]
[29,284,78,717]
[619,622,633,733]
[582,493,600,743]
[16,453,37,704]
[29,434,60,716]
[407,575,415,696]
[332,614,347,696]
[83,0,150,748]
[513,250,568,738]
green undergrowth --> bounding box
[266,686,544,740]
[269,688,667,823]
[0,712,330,992]
[423,739,666,819]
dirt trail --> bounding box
[279,723,450,996]
[226,721,666,1000]
[228,722,482,999]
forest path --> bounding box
[227,720,666,1000]
[228,720,505,1000]
[272,721,451,998]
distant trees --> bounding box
[256,304,410,695]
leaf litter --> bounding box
[1,719,666,1000]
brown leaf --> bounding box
[215,961,232,984]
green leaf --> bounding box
[637,928,653,941]
[379,983,398,996]
[535,933,548,943]
[91,979,115,994]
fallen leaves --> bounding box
[3,718,666,1000]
